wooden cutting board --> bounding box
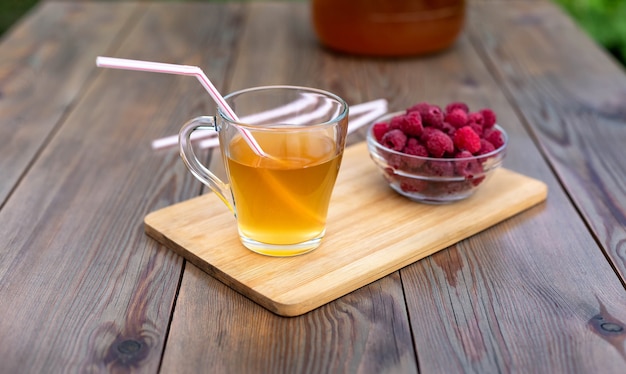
[145,142,548,317]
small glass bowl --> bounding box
[366,112,508,204]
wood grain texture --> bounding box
[0,1,140,205]
[468,1,626,283]
[2,1,625,373]
[159,3,420,372]
[159,2,625,373]
[161,264,417,373]
[396,2,626,372]
[0,2,243,372]
[145,143,547,316]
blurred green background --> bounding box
[0,0,38,36]
[0,0,624,67]
[553,0,626,65]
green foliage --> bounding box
[0,0,38,36]
[552,0,626,65]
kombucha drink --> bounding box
[312,0,466,57]
[226,132,342,255]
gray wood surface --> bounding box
[0,1,625,373]
[0,1,141,205]
[469,1,626,282]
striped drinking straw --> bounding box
[95,56,268,157]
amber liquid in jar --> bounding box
[312,0,465,57]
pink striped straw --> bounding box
[95,56,267,157]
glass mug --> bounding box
[179,86,349,257]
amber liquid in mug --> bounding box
[226,132,342,256]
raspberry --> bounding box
[425,160,454,177]
[467,112,484,126]
[401,111,423,136]
[406,102,430,115]
[442,122,457,136]
[401,139,428,170]
[381,129,407,151]
[372,122,389,142]
[445,102,469,114]
[404,138,428,157]
[385,153,403,169]
[389,115,405,130]
[419,126,439,144]
[453,126,481,154]
[469,122,484,136]
[455,150,473,158]
[484,128,505,149]
[421,105,444,128]
[398,176,428,193]
[375,101,502,165]
[373,100,505,200]
[471,176,486,186]
[379,146,403,169]
[424,129,454,157]
[444,108,468,129]
[410,103,444,128]
[442,181,470,194]
[480,108,497,128]
[477,139,495,155]
[454,150,483,177]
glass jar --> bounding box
[311,0,466,57]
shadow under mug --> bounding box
[179,85,349,257]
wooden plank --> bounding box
[396,3,626,372]
[146,145,547,317]
[2,2,623,373]
[0,1,141,205]
[160,2,419,372]
[467,2,626,282]
[159,1,626,372]
[164,264,417,373]
[0,2,244,372]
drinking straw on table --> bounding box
[151,98,389,150]
[95,56,268,157]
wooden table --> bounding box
[1,1,625,372]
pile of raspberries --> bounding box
[371,101,506,197]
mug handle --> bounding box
[179,116,234,212]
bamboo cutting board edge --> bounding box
[145,143,548,316]
[246,171,548,315]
